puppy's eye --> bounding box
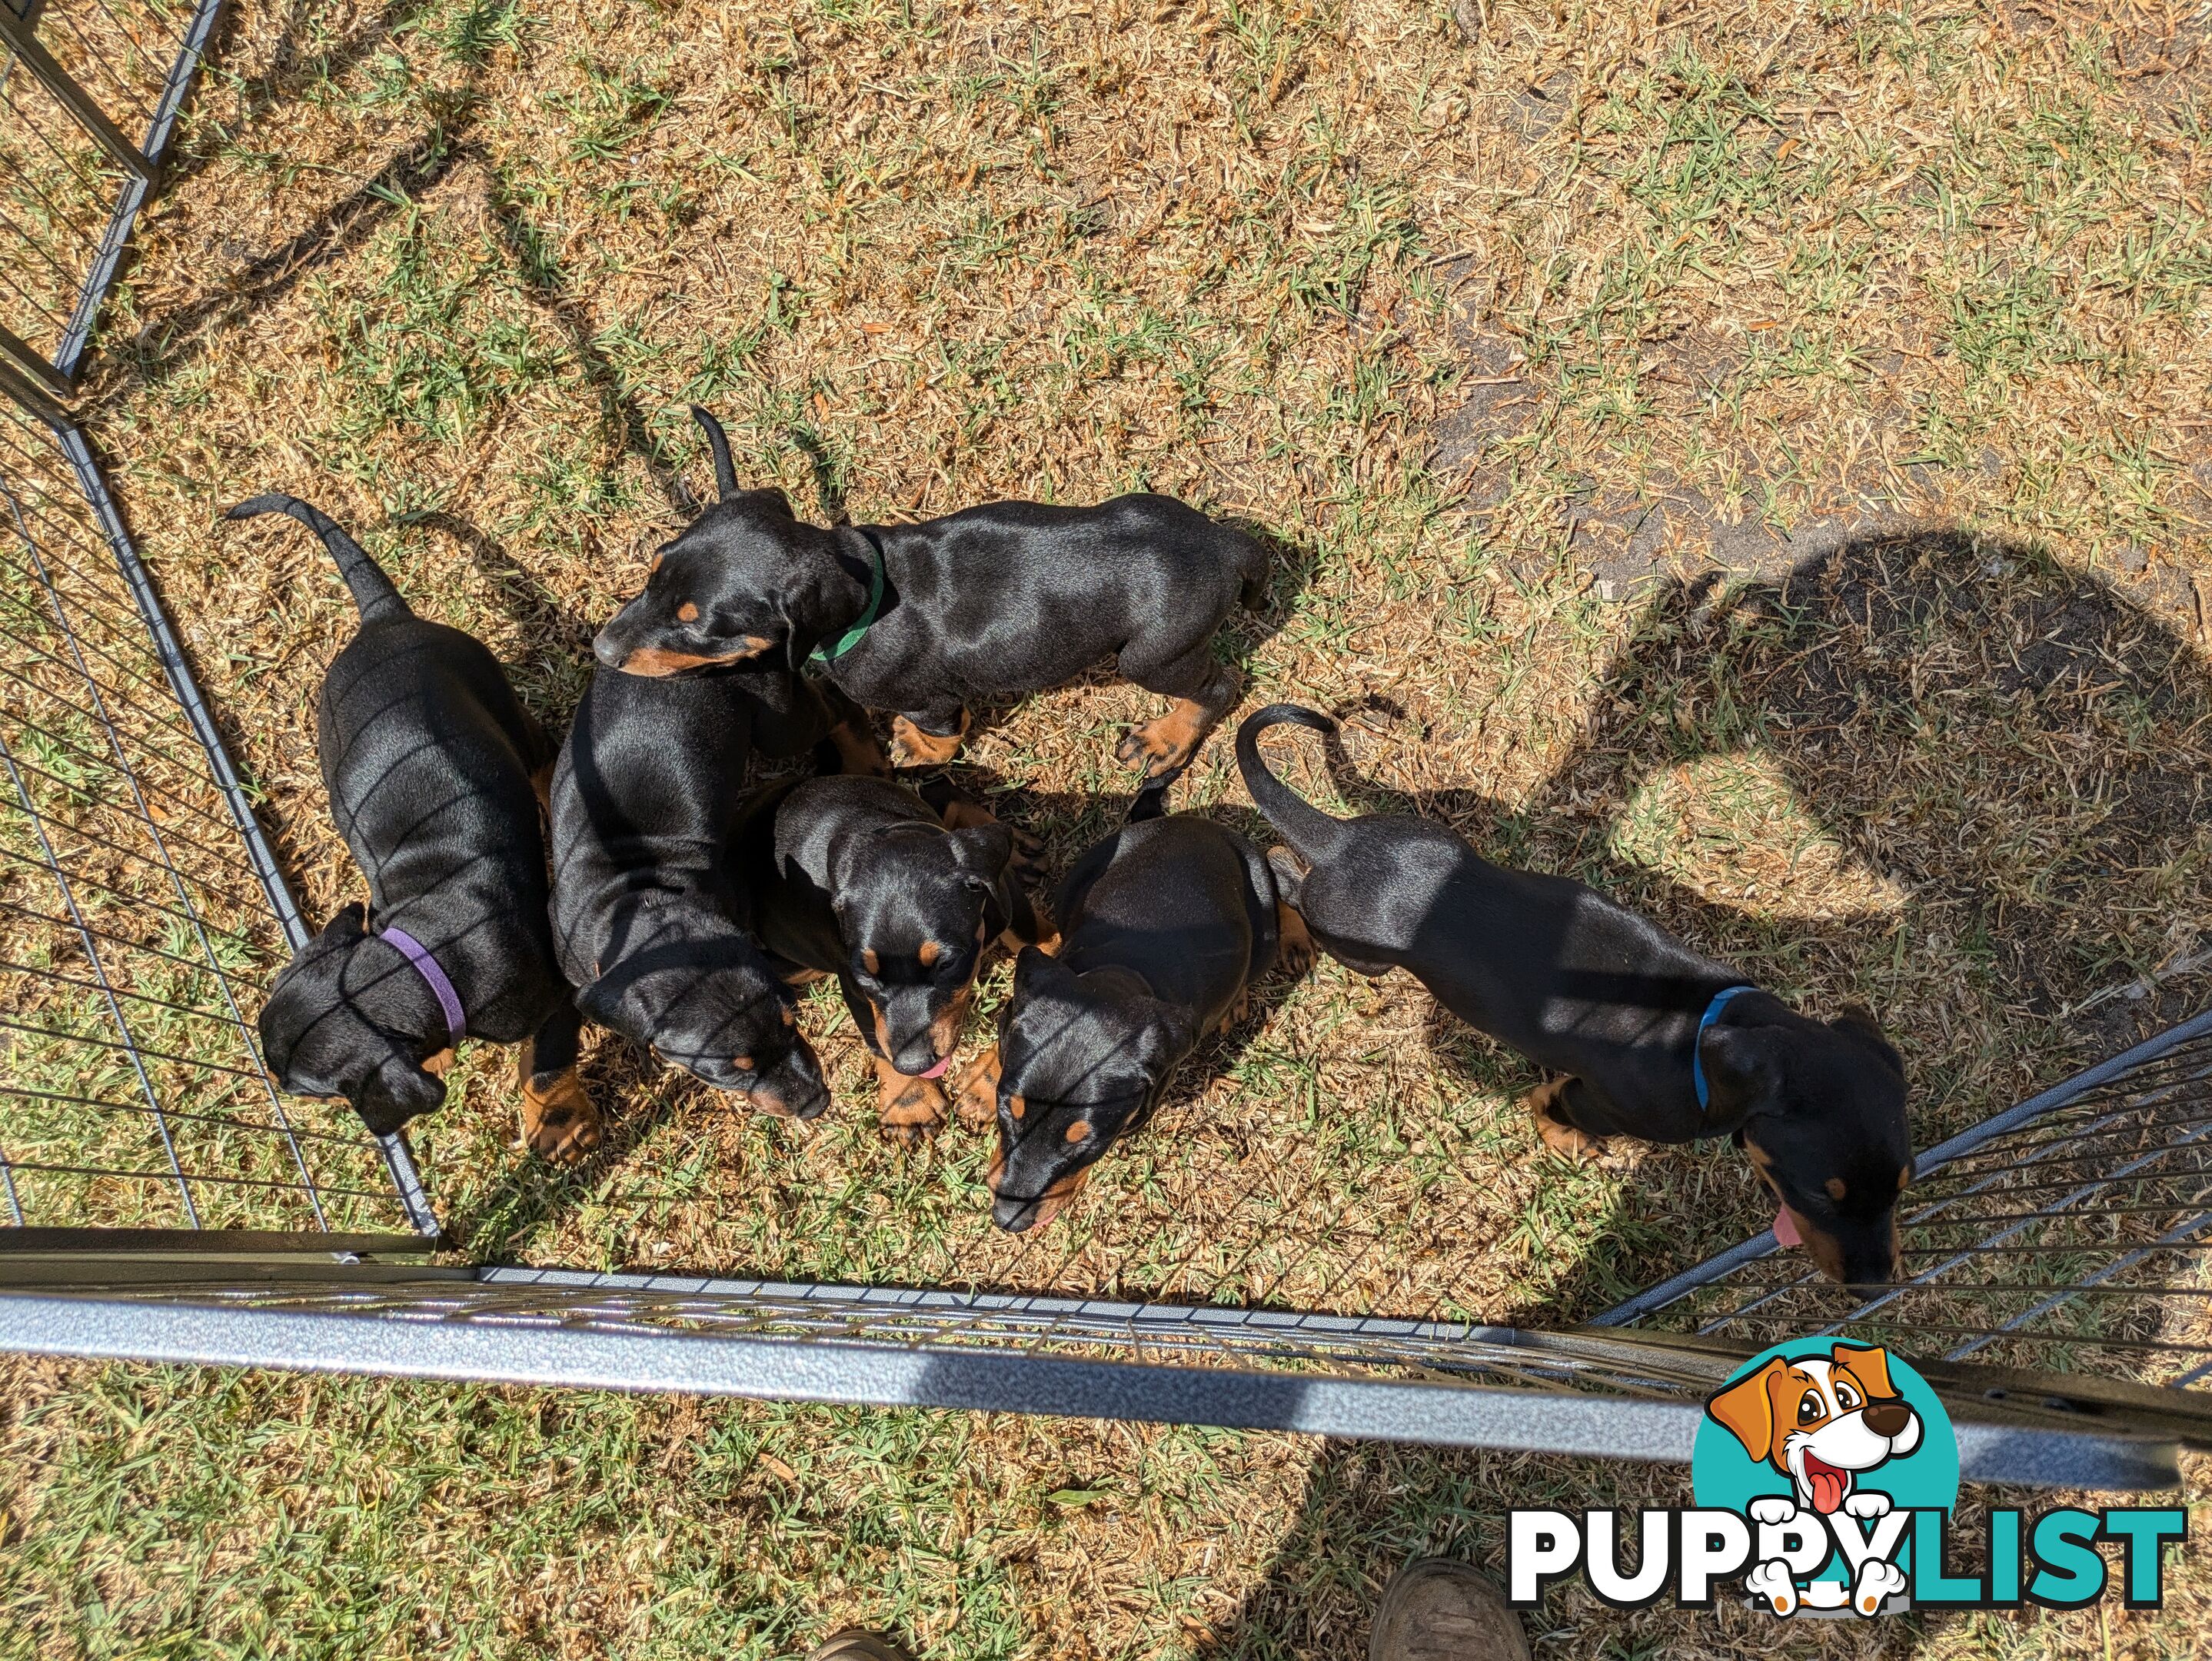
[1798,1391,1824,1425]
[1834,1382,1860,1410]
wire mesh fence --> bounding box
[0,391,427,1243]
[0,0,2209,1492]
[1,0,221,391]
[1596,1007,2212,1386]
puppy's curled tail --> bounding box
[1235,704,1353,864]
[226,494,410,624]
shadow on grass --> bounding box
[1260,526,2212,1328]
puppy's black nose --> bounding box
[592,630,625,668]
[991,1195,1038,1233]
[1863,1401,1912,1438]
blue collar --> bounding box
[1691,984,1755,1116]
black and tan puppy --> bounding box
[231,495,591,1158]
[730,774,1052,1142]
[953,801,1312,1230]
[1236,704,1912,1290]
[593,406,1269,777]
[551,655,853,1120]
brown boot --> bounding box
[1369,1559,1532,1661]
[809,1631,914,1661]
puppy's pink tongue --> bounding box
[1773,1206,1802,1248]
[920,1055,953,1080]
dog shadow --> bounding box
[1190,526,2212,1655]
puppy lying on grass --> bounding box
[955,785,1312,1231]
[1236,703,1912,1290]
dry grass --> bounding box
[4,0,2212,1655]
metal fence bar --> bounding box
[53,0,223,381]
[1592,1009,2212,1327]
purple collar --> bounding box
[379,926,465,1047]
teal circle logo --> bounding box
[1692,1340,1958,1614]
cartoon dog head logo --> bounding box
[1692,1338,1958,1617]
[1707,1343,1922,1516]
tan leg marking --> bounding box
[939,797,995,832]
[830,711,890,777]
[873,1050,948,1145]
[1525,1075,1602,1160]
[1222,986,1252,1032]
[517,1042,602,1165]
[892,710,969,766]
[954,1044,1002,1129]
[1115,697,1214,777]
[1276,900,1315,977]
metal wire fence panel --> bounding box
[0,1267,2190,1490]
[1595,1008,2212,1392]
[1,0,221,387]
[0,394,423,1238]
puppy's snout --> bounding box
[591,628,627,668]
[1863,1401,1912,1439]
[992,1194,1039,1232]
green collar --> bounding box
[810,528,885,664]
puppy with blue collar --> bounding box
[1236,704,1913,1290]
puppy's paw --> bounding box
[1276,901,1316,977]
[878,1074,949,1146]
[953,1045,1002,1130]
[1749,1496,1801,1527]
[1116,699,1209,777]
[521,1067,602,1165]
[892,712,966,766]
[1842,1491,1891,1520]
[1524,1077,1603,1159]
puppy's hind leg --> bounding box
[1524,1075,1605,1161]
[1116,646,1239,779]
[519,999,602,1165]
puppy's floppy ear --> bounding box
[1707,1359,1786,1465]
[1830,1004,1905,1078]
[1702,1024,1789,1110]
[1013,944,1075,1000]
[1832,1343,1898,1401]
[351,1051,446,1137]
[952,820,1016,885]
[320,901,368,940]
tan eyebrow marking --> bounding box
[1825,1177,1848,1200]
[1065,1120,1090,1143]
[861,948,880,974]
[918,940,941,967]
[677,601,700,622]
